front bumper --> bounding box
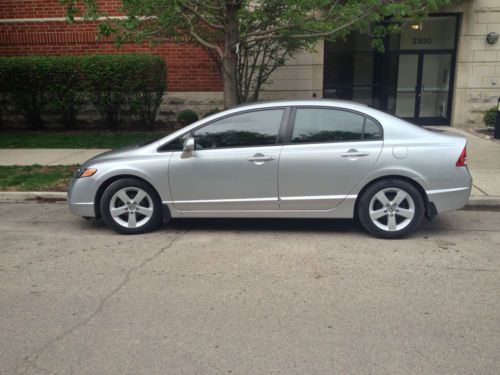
[67,177,97,218]
[68,201,95,217]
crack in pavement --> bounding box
[14,229,189,374]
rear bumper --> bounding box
[427,186,472,214]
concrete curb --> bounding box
[1,191,499,210]
[0,191,67,203]
[463,196,500,211]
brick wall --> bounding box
[0,0,223,92]
[0,0,123,18]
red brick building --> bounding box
[0,0,222,93]
[2,1,500,128]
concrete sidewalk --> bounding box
[0,129,499,200]
[0,148,109,166]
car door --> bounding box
[169,108,286,212]
[278,107,383,210]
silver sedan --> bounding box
[68,100,471,238]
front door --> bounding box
[279,107,383,210]
[169,108,285,211]
[394,52,453,125]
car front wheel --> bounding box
[358,179,425,239]
[100,178,163,235]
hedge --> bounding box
[0,54,167,130]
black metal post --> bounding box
[495,96,500,139]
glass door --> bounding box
[391,52,453,124]
[394,54,419,118]
[418,53,452,121]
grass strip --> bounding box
[0,165,78,191]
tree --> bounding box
[61,0,450,108]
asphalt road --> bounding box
[0,202,499,375]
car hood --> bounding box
[81,144,148,167]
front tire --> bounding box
[100,178,163,235]
[358,179,425,239]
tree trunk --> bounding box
[222,57,238,108]
[222,4,240,109]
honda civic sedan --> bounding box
[68,100,471,238]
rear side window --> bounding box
[364,118,382,140]
[291,108,381,143]
[193,109,284,149]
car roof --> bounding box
[231,99,368,111]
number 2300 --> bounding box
[412,38,432,45]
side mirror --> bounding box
[183,137,195,153]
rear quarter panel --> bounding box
[348,113,471,213]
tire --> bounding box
[357,179,425,239]
[100,178,163,235]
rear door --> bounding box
[278,107,383,210]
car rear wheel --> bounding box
[358,179,424,239]
[100,178,162,235]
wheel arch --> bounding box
[94,174,168,221]
[353,175,434,220]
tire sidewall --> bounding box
[358,179,425,239]
[100,178,163,235]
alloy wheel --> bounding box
[368,187,415,232]
[109,187,154,229]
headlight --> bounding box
[75,168,97,178]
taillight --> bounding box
[456,146,467,167]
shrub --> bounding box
[483,106,497,127]
[80,55,133,130]
[177,109,199,126]
[203,108,221,118]
[0,56,55,129]
[127,55,167,130]
[0,54,167,130]
[45,56,84,130]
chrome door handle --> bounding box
[341,151,370,158]
[248,156,274,162]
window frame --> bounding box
[283,106,384,145]
[157,107,291,152]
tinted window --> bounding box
[193,109,284,149]
[292,109,364,143]
[159,133,189,152]
[364,118,382,140]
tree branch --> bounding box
[180,3,225,31]
[181,13,223,58]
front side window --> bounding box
[291,108,381,143]
[193,109,284,149]
[159,132,189,152]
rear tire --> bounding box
[358,179,424,239]
[100,178,163,235]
